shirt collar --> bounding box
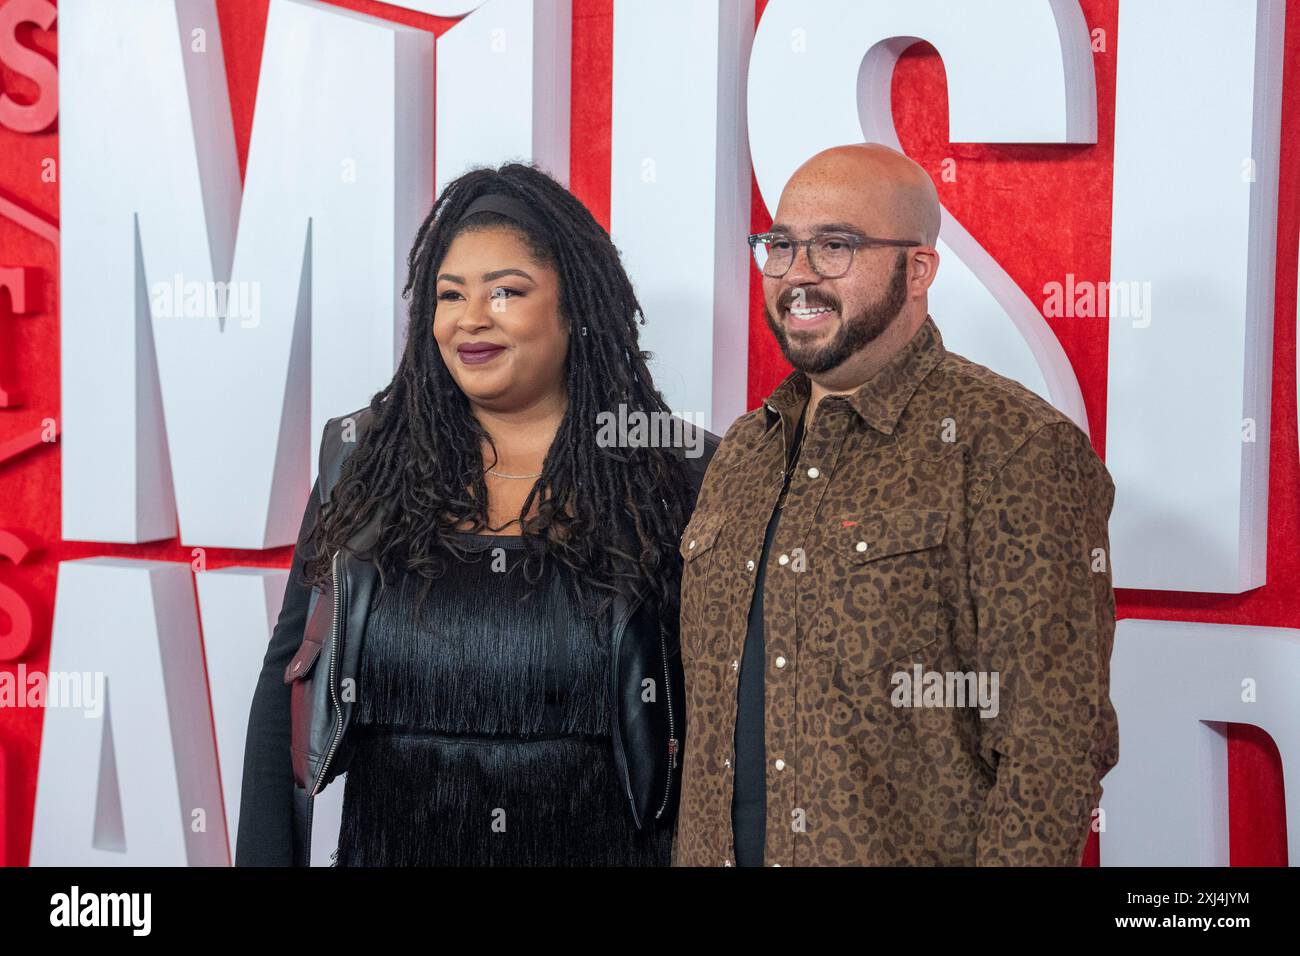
[763,314,946,436]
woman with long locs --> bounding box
[235,162,714,866]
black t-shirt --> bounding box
[731,413,803,866]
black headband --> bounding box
[456,192,551,242]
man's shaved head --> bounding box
[760,143,943,392]
[775,143,940,246]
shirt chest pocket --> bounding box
[678,514,724,653]
[808,508,950,676]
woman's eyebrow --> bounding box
[482,268,534,282]
[436,268,535,283]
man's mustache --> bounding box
[776,288,841,313]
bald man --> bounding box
[672,144,1119,867]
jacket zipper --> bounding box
[609,593,644,829]
[312,549,346,796]
[655,617,678,819]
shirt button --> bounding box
[724,859,733,867]
[855,540,868,553]
[777,554,790,566]
[774,758,786,771]
[775,656,787,669]
[806,466,820,479]
[688,540,697,550]
[724,758,731,769]
[772,863,782,867]
[731,659,739,671]
[746,559,755,571]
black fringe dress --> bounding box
[332,531,670,866]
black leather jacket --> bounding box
[235,405,717,865]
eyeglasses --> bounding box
[747,231,922,279]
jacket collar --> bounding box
[762,314,946,437]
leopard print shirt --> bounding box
[672,314,1119,867]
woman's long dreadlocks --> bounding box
[300,162,696,621]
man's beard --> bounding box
[764,251,909,375]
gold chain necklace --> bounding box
[485,468,542,480]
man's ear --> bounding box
[911,246,940,294]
